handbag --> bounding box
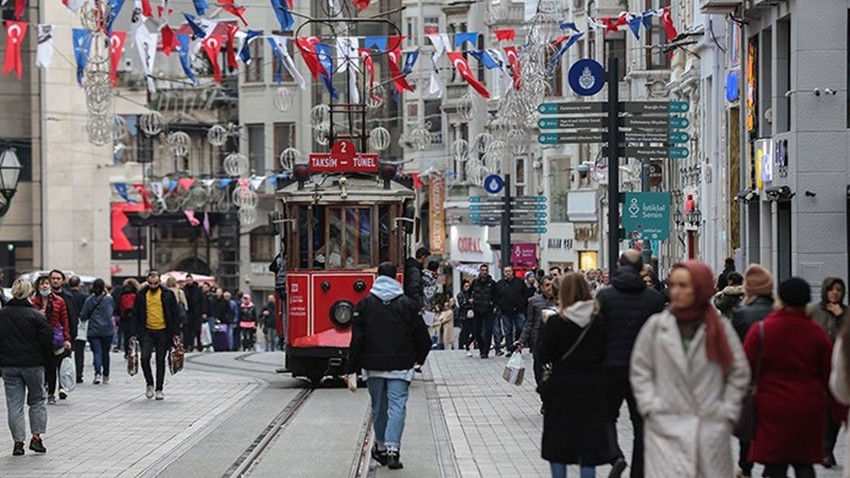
[734,320,764,440]
[536,313,596,397]
[168,336,185,375]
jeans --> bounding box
[1,367,47,442]
[500,312,526,348]
[492,315,504,352]
[763,463,815,478]
[604,368,644,478]
[549,463,595,478]
[74,339,86,381]
[114,322,124,351]
[89,335,113,377]
[232,326,242,351]
[473,312,496,357]
[184,317,199,352]
[141,329,170,391]
[367,377,411,452]
[264,327,277,351]
[45,353,64,396]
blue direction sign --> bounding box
[568,59,605,97]
[483,175,504,194]
[622,192,671,241]
[668,132,689,144]
[669,101,689,113]
[538,102,606,115]
[669,117,690,129]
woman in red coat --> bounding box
[744,277,832,478]
[32,276,70,405]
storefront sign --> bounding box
[511,243,537,269]
[450,225,490,263]
[457,236,482,253]
[429,175,446,254]
[547,238,574,250]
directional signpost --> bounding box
[621,192,671,241]
[470,195,549,234]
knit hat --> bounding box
[744,264,774,297]
[778,277,811,309]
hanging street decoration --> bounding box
[36,24,54,69]
[447,51,489,99]
[3,21,27,79]
[201,35,224,84]
[108,30,126,85]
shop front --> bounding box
[542,223,601,272]
[449,225,494,296]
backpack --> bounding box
[119,293,136,321]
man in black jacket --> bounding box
[403,247,429,309]
[346,262,431,470]
[182,274,204,352]
[596,250,665,478]
[131,271,180,401]
[496,265,531,355]
[471,264,498,358]
[49,270,79,390]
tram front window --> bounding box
[345,208,372,268]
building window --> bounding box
[271,32,295,83]
[423,100,442,145]
[545,49,564,97]
[247,124,265,175]
[273,122,295,156]
[645,0,671,70]
[250,227,276,262]
[515,158,526,197]
[604,32,627,81]
[405,17,419,48]
[424,17,440,35]
[245,40,264,83]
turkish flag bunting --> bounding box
[493,29,515,42]
[202,35,224,83]
[660,7,678,40]
[109,31,127,86]
[225,23,238,69]
[503,46,521,91]
[3,22,27,79]
[132,184,153,210]
[359,48,378,98]
[387,35,413,93]
[447,51,490,99]
[219,0,248,26]
[160,26,177,56]
[156,6,174,18]
[296,36,326,79]
[141,0,153,16]
[602,14,629,34]
[14,0,25,20]
[352,0,370,12]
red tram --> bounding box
[274,151,414,385]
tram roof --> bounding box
[275,175,414,204]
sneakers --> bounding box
[387,451,403,470]
[29,436,46,453]
[47,396,56,405]
[465,350,474,357]
[145,385,154,399]
[103,375,110,384]
[155,391,164,401]
[12,442,23,456]
[93,374,102,385]
[608,457,627,478]
[495,350,505,357]
[75,377,83,384]
[371,444,388,466]
[58,389,67,400]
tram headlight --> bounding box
[330,300,355,327]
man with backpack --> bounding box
[346,262,431,470]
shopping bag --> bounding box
[502,351,525,386]
[200,322,213,347]
[169,336,185,375]
[76,319,88,342]
[127,337,140,377]
[60,358,76,392]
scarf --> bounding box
[670,260,735,374]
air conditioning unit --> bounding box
[700,0,741,13]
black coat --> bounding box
[183,283,205,319]
[131,286,181,336]
[732,295,774,342]
[0,299,53,368]
[496,277,531,314]
[596,267,666,369]
[403,257,424,309]
[539,314,609,465]
[212,297,234,323]
[471,276,497,314]
[56,288,80,341]
[455,290,473,321]
[346,293,431,374]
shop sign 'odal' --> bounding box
[621,192,671,241]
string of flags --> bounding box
[2,3,678,99]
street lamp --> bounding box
[0,149,23,217]
[673,209,684,228]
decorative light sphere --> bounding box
[207,124,228,147]
[140,111,164,137]
[369,127,391,151]
[273,87,293,113]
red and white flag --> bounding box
[359,48,377,96]
[447,51,489,99]
[218,0,248,26]
[387,35,413,94]
[660,7,678,40]
[140,0,153,17]
[159,25,177,56]
[109,31,127,86]
[3,22,27,79]
[493,29,515,42]
[202,35,224,83]
[296,36,325,79]
[14,0,26,20]
[225,23,238,69]
[503,46,521,91]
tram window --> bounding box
[345,208,372,268]
[297,205,326,270]
[379,205,391,263]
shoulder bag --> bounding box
[536,314,596,397]
[734,320,764,440]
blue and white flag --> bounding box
[238,30,262,64]
[642,9,656,30]
[560,22,580,33]
[315,43,338,99]
[546,32,584,72]
[270,0,293,32]
[182,13,206,38]
[106,0,125,35]
[469,50,500,69]
[268,34,305,89]
[402,50,419,75]
[363,36,387,51]
[193,0,208,16]
[628,15,642,40]
[454,32,477,49]
[72,28,91,85]
[176,34,198,83]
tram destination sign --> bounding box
[308,140,379,174]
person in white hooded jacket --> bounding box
[538,273,610,478]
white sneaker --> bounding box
[93,374,102,385]
[154,391,164,401]
[58,389,67,400]
[145,385,154,399]
[466,350,474,357]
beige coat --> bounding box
[829,338,850,477]
[630,310,750,478]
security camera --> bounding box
[824,88,837,95]
[765,185,794,201]
[576,162,591,179]
[813,88,821,97]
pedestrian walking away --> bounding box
[539,273,610,478]
[730,264,775,478]
[496,265,532,354]
[346,262,432,471]
[403,247,429,310]
[471,264,498,359]
[808,276,849,469]
[0,279,53,456]
[630,260,750,478]
[595,250,665,478]
[80,278,116,385]
[744,277,832,478]
[261,294,277,352]
[117,279,140,356]
[32,275,71,404]
[714,271,745,319]
[717,257,737,292]
[828,308,850,477]
[456,281,475,356]
[68,275,88,383]
[182,274,204,353]
[131,271,181,401]
[518,275,556,389]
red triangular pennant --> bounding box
[503,46,522,91]
[109,31,127,86]
[160,25,177,56]
[225,23,239,69]
[202,35,224,83]
[3,22,27,80]
[14,0,26,20]
[493,29,515,42]
[447,51,489,99]
[387,35,413,93]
